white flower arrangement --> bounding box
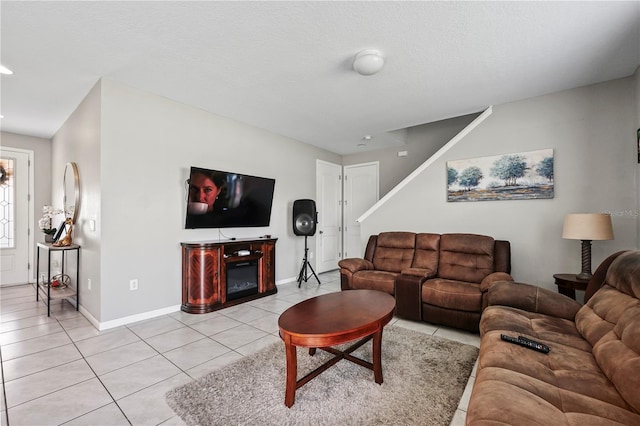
[38,205,63,235]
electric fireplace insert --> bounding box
[226,259,259,301]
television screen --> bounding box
[185,166,275,229]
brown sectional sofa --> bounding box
[338,231,512,332]
[467,250,640,425]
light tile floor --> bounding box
[0,271,478,425]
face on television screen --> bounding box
[185,167,275,229]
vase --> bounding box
[44,234,54,243]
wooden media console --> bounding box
[181,238,277,313]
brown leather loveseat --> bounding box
[338,232,512,332]
[467,250,640,424]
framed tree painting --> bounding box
[447,148,554,202]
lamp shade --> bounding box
[562,213,614,241]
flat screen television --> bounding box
[185,166,275,229]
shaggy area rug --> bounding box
[166,325,478,425]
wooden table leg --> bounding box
[284,340,297,407]
[372,327,383,384]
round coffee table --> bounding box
[278,289,395,407]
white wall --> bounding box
[343,113,479,196]
[0,131,52,281]
[634,66,640,248]
[47,73,639,324]
[361,77,638,289]
[50,82,102,318]
[94,79,340,322]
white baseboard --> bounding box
[80,304,182,331]
[78,305,100,329]
[78,277,302,331]
[276,276,298,286]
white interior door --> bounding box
[343,162,379,259]
[315,160,342,273]
[0,147,34,286]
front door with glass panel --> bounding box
[0,148,32,286]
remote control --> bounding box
[500,334,550,353]
[518,335,549,350]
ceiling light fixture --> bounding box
[353,49,384,76]
[0,65,13,75]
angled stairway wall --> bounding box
[343,113,481,197]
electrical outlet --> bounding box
[309,251,314,259]
[87,278,91,290]
[129,279,138,291]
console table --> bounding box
[36,243,80,316]
[181,238,277,313]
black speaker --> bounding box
[292,199,317,236]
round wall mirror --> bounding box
[63,162,80,224]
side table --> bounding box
[553,273,588,301]
[36,243,80,316]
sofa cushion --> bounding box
[352,270,397,294]
[422,278,482,312]
[371,232,416,273]
[576,286,633,348]
[469,364,640,425]
[606,250,640,298]
[438,234,495,283]
[481,305,591,352]
[411,233,440,271]
[593,307,640,414]
[576,251,640,414]
[475,328,629,409]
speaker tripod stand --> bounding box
[297,235,320,287]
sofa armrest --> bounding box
[487,281,582,321]
[480,272,514,292]
[401,268,436,278]
[338,258,374,274]
[395,274,425,321]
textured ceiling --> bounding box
[1,1,639,155]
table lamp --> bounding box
[562,213,614,281]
